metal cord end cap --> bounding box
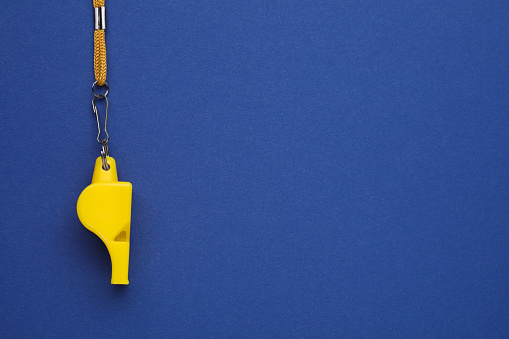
[94,6,106,30]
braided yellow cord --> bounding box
[94,0,106,85]
[94,30,107,86]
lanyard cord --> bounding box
[93,0,107,86]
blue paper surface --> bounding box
[1,1,508,337]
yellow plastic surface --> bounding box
[77,157,132,285]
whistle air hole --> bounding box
[114,231,127,242]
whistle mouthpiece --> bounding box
[77,157,133,285]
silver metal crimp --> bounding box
[94,6,106,30]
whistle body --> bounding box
[77,157,132,285]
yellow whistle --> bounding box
[77,157,133,285]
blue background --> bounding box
[1,1,508,337]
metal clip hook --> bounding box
[100,140,110,170]
[92,81,111,170]
[92,94,109,144]
[92,95,111,170]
